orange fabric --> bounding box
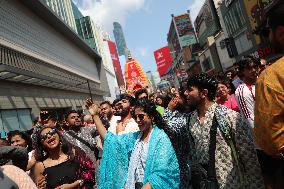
[254,56,284,158]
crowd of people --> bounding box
[1,3,284,189]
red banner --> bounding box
[106,40,125,87]
[154,46,173,76]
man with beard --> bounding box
[254,2,284,188]
[184,73,264,189]
[100,101,120,131]
[234,56,260,130]
[162,86,192,189]
[108,94,139,134]
[62,110,99,165]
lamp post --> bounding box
[76,80,93,101]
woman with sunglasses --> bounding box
[33,126,96,189]
[86,98,180,189]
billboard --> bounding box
[174,14,197,47]
[154,46,173,77]
[106,40,125,87]
[243,0,276,45]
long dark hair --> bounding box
[33,126,74,162]
[133,98,166,129]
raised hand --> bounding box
[85,98,99,116]
[168,95,180,111]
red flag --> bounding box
[106,40,125,87]
[154,46,173,76]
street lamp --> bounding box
[76,80,93,101]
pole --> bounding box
[87,80,93,102]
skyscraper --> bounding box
[42,0,77,33]
[113,22,128,57]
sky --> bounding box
[73,0,206,74]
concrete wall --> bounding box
[215,32,235,71]
[0,80,103,118]
[0,0,99,82]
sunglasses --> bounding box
[40,129,57,141]
[133,114,146,121]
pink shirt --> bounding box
[217,95,240,112]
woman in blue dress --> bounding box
[86,98,180,189]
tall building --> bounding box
[42,0,77,33]
[146,71,161,91]
[193,0,224,75]
[113,22,128,57]
[0,0,109,132]
[71,1,83,19]
[76,16,98,52]
[219,0,279,62]
[76,16,119,101]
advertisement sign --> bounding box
[174,14,197,47]
[167,21,181,55]
[154,46,173,77]
[243,0,276,45]
[106,40,125,87]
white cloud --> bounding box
[73,0,145,33]
[135,47,149,57]
[188,0,206,23]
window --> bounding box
[1,110,20,131]
[224,1,246,36]
[0,109,32,132]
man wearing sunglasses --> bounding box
[254,2,284,188]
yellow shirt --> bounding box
[254,56,284,158]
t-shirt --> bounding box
[217,95,240,112]
[235,83,255,129]
[254,56,284,157]
[108,116,139,135]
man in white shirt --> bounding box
[235,56,259,129]
[108,94,139,134]
[100,101,120,132]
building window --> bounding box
[0,109,32,132]
[224,1,246,36]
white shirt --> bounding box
[108,116,139,134]
[235,83,255,129]
[108,115,121,134]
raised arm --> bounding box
[86,99,107,140]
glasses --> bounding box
[133,114,146,121]
[40,129,57,141]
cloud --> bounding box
[188,0,206,22]
[73,0,145,33]
[133,47,149,58]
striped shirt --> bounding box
[235,83,255,129]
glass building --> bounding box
[76,16,98,52]
[113,22,128,57]
[42,0,77,33]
